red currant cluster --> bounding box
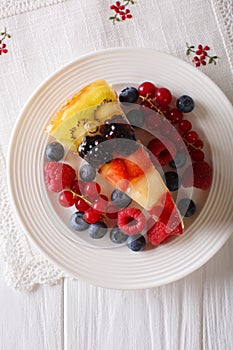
[135,81,212,190]
[138,82,204,160]
[186,43,219,67]
[109,1,134,23]
[0,28,11,56]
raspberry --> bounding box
[147,219,170,246]
[44,162,76,192]
[117,208,146,235]
[147,138,176,166]
[182,161,212,190]
[147,216,183,246]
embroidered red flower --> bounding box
[109,0,135,24]
[0,28,11,56]
[186,43,219,67]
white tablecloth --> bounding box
[0,0,232,290]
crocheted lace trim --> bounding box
[0,0,66,19]
[0,146,65,290]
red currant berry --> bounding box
[84,208,101,224]
[126,14,132,19]
[93,198,108,213]
[99,194,108,202]
[193,139,204,149]
[169,108,183,124]
[140,100,153,111]
[189,149,205,161]
[71,180,83,195]
[110,4,116,9]
[120,11,125,15]
[195,61,201,67]
[204,45,210,51]
[106,205,119,219]
[196,49,202,55]
[59,191,76,207]
[155,88,172,107]
[116,1,120,6]
[75,197,90,212]
[119,5,125,9]
[125,9,130,14]
[138,82,157,98]
[201,60,206,66]
[185,131,198,143]
[178,120,192,132]
[121,15,126,20]
[198,44,203,50]
[159,106,170,119]
[83,182,101,198]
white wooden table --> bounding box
[0,1,233,349]
[0,234,232,350]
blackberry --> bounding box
[78,135,104,158]
[84,142,114,167]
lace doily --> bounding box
[0,0,67,19]
[0,146,65,291]
[212,0,233,72]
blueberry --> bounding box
[70,212,89,231]
[169,151,187,169]
[127,234,146,252]
[176,95,195,113]
[177,198,196,217]
[163,171,181,191]
[111,189,132,208]
[119,87,139,103]
[110,226,128,244]
[88,221,108,239]
[45,142,64,162]
[79,164,96,182]
[126,109,145,127]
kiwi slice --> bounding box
[94,102,124,122]
[52,106,96,152]
[46,80,117,134]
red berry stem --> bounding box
[186,43,219,67]
[139,95,167,120]
[70,189,93,206]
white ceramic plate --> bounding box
[8,48,233,289]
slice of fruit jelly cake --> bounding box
[46,80,183,236]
